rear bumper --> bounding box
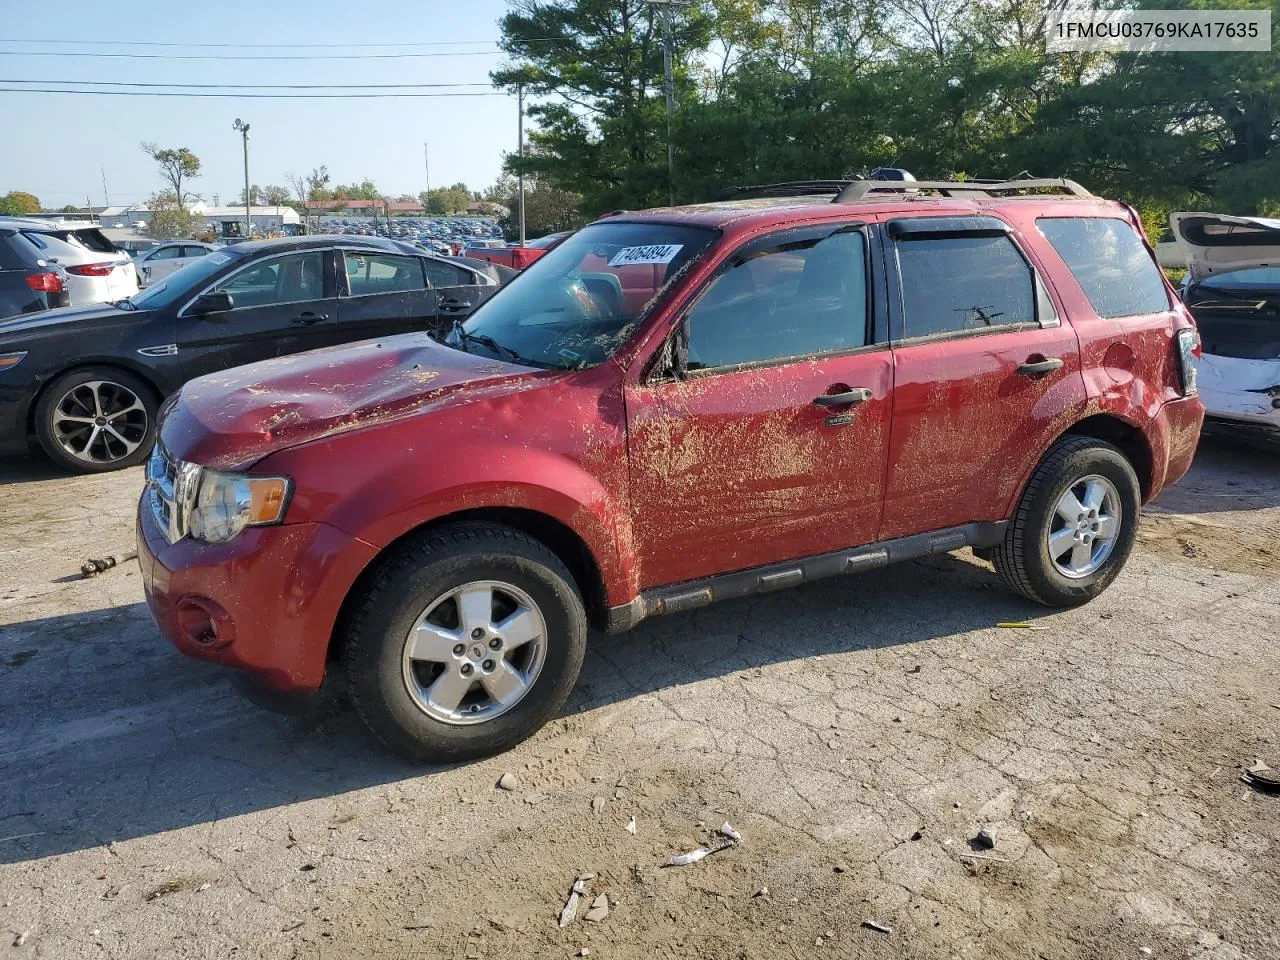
[137,496,380,692]
[1147,395,1205,498]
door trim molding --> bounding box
[605,520,1007,632]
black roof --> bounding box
[224,234,421,257]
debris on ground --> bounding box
[909,827,925,841]
[974,825,998,850]
[496,773,519,791]
[523,792,547,805]
[1241,759,1279,792]
[585,894,609,923]
[558,873,593,927]
[282,921,304,932]
[591,796,606,815]
[576,949,590,957]
[144,878,187,901]
[907,664,922,674]
[80,551,138,578]
[13,930,28,947]
[861,919,892,934]
[753,886,769,898]
[717,821,742,843]
[996,621,1048,631]
[666,847,713,867]
[625,815,636,835]
[833,863,848,874]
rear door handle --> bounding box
[1016,357,1064,376]
[292,312,328,325]
[814,388,873,407]
[440,297,473,311]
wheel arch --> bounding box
[26,359,166,437]
[1061,413,1155,501]
[328,507,610,667]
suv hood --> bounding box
[161,333,548,471]
[1171,211,1280,281]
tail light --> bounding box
[1175,328,1200,396]
[511,247,537,270]
[66,261,117,277]
[25,271,64,293]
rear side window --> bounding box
[895,234,1035,338]
[1038,218,1169,318]
[423,258,471,287]
[685,230,868,370]
[345,252,425,295]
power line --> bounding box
[0,48,507,61]
[0,87,508,99]
[1,36,570,49]
[0,79,495,90]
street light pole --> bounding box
[233,118,251,238]
[644,0,689,205]
[517,84,526,246]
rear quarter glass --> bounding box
[1037,217,1170,318]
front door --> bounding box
[178,249,338,382]
[625,224,892,589]
[878,215,1084,539]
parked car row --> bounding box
[0,217,138,319]
[0,235,510,470]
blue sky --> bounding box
[0,0,522,209]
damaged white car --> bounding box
[1172,212,1280,445]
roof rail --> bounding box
[834,178,1092,203]
[716,180,852,201]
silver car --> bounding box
[0,217,138,306]
[136,241,220,287]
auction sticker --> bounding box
[608,244,683,267]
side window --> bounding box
[684,230,868,370]
[423,258,471,287]
[151,246,183,260]
[182,246,209,259]
[213,252,325,308]
[895,234,1035,338]
[345,252,426,296]
[1038,217,1170,318]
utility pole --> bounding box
[517,84,526,246]
[424,142,430,207]
[100,164,110,210]
[644,0,689,205]
[233,118,251,237]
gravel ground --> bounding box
[0,437,1277,960]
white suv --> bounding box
[0,218,139,306]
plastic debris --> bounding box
[861,919,892,934]
[497,773,519,791]
[591,796,606,815]
[997,621,1048,631]
[558,874,592,927]
[625,815,636,835]
[1242,759,1279,791]
[667,847,712,867]
[585,894,609,922]
[577,950,591,957]
[717,821,742,844]
[974,825,998,850]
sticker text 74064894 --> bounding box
[608,244,684,267]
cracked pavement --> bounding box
[0,438,1277,959]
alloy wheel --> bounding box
[50,380,149,465]
[1047,474,1122,578]
[401,580,548,725]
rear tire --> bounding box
[992,437,1141,607]
[344,523,588,763]
[34,366,158,473]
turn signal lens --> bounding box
[246,477,289,524]
[0,352,27,371]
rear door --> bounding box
[878,215,1083,539]
[177,249,338,381]
[423,257,497,338]
[625,222,893,587]
[335,249,440,343]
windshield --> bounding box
[129,249,241,309]
[1199,266,1280,291]
[450,221,718,369]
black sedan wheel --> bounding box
[35,367,158,473]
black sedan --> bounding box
[0,235,509,472]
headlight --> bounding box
[187,469,291,544]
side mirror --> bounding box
[190,291,234,315]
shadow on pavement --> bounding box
[0,552,1045,865]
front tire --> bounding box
[992,437,1141,607]
[34,366,158,473]
[344,523,588,763]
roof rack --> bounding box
[716,181,852,201]
[834,178,1093,203]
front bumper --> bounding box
[137,495,380,692]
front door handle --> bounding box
[814,387,873,407]
[292,312,328,325]
[1016,357,1064,376]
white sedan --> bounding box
[136,241,220,286]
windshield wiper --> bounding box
[450,320,544,367]
[109,299,137,311]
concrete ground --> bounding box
[0,438,1277,960]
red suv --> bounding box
[138,177,1204,762]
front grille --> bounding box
[146,442,200,544]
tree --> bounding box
[145,191,198,239]
[0,191,41,215]
[59,204,81,213]
[262,185,291,206]
[487,170,583,238]
[304,165,331,200]
[423,182,472,214]
[236,185,262,206]
[140,143,201,206]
